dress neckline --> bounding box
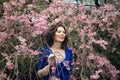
[49,47,67,62]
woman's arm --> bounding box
[37,50,49,78]
[37,51,55,78]
[37,64,50,77]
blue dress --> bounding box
[37,46,72,80]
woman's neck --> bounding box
[51,42,62,50]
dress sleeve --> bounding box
[37,49,48,70]
[66,49,73,74]
[60,49,73,75]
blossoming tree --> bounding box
[0,0,120,80]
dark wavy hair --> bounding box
[44,23,68,49]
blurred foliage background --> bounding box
[0,0,120,80]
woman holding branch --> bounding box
[37,23,73,80]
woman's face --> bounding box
[54,27,66,43]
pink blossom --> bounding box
[10,1,18,7]
[79,44,85,49]
[111,33,117,39]
[27,49,39,55]
[110,70,120,78]
[63,61,69,66]
[91,9,101,15]
[0,32,8,42]
[91,18,99,24]
[76,62,80,65]
[17,36,27,47]
[104,4,116,11]
[69,20,78,27]
[19,0,26,4]
[51,66,56,74]
[6,61,14,70]
[115,11,120,16]
[70,75,76,80]
[95,69,103,75]
[107,28,117,38]
[33,25,40,29]
[42,25,48,30]
[31,16,48,34]
[0,73,7,80]
[112,48,116,52]
[53,18,61,23]
[39,17,46,22]
[87,32,96,37]
[66,6,75,15]
[99,23,103,27]
[81,13,87,20]
[17,36,26,42]
[32,16,47,26]
[96,56,109,67]
[15,45,20,50]
[90,74,100,79]
[3,2,12,11]
[95,40,108,45]
[27,4,34,10]
[33,30,43,35]
[88,53,95,60]
[49,76,59,80]
[9,16,18,21]
[117,27,120,37]
[102,17,108,23]
[80,29,85,42]
[15,44,26,52]
[68,27,73,33]
[1,53,8,57]
[80,29,85,36]
[99,4,115,12]
[86,45,91,49]
[79,4,86,13]
[106,63,120,78]
[55,0,63,6]
[94,40,108,49]
[15,45,24,52]
[40,21,47,26]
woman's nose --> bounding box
[61,32,65,36]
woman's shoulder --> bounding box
[40,46,49,51]
[40,46,51,55]
[65,47,72,54]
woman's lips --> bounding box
[60,37,64,39]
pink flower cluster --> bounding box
[90,69,103,80]
[117,27,120,37]
[15,36,39,55]
[6,61,14,70]
[0,73,12,80]
[31,16,48,36]
[0,32,8,42]
[88,53,120,79]
[94,40,108,49]
[49,76,60,80]
[51,66,56,74]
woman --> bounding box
[37,23,73,80]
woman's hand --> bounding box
[48,54,55,66]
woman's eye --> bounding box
[57,31,61,33]
[63,31,66,34]
[57,31,65,34]
[57,31,62,33]
[57,31,65,33]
